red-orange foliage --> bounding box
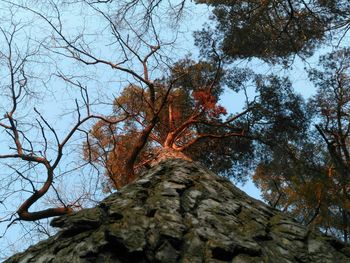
[84,60,248,190]
[192,89,227,117]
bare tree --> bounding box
[0,0,251,225]
[0,4,132,236]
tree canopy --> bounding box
[192,0,350,241]
[253,48,350,241]
[195,0,350,63]
[85,59,252,190]
[1,0,350,258]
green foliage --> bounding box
[252,48,350,241]
[195,0,350,63]
[250,74,308,144]
[193,0,350,241]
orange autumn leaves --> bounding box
[192,89,227,118]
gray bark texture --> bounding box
[5,158,350,262]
